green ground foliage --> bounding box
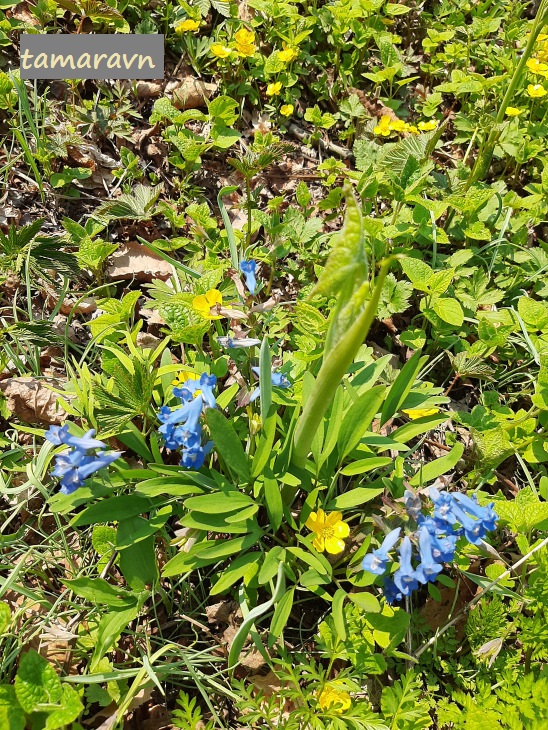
[1,0,548,727]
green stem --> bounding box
[291,258,393,468]
[466,0,548,188]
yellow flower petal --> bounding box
[505,106,523,116]
[176,18,200,32]
[325,510,343,526]
[333,521,350,538]
[312,535,325,552]
[280,104,294,117]
[192,289,224,319]
[402,407,440,419]
[324,536,346,554]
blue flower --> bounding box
[383,577,403,605]
[393,536,420,596]
[46,425,106,451]
[415,526,443,584]
[47,425,121,495]
[362,527,401,575]
[249,366,290,402]
[240,259,258,295]
[157,372,217,470]
[452,493,498,532]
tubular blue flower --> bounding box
[415,526,444,584]
[249,366,291,402]
[452,492,498,532]
[404,489,422,520]
[46,425,107,451]
[47,424,121,495]
[199,373,217,409]
[362,527,401,575]
[180,440,214,469]
[240,259,258,295]
[393,536,420,596]
[383,577,403,605]
[448,502,488,545]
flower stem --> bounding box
[291,258,393,469]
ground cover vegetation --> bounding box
[1,0,548,727]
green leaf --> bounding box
[328,487,385,509]
[15,650,63,713]
[63,578,136,608]
[184,491,256,514]
[340,458,393,476]
[380,350,426,426]
[338,386,387,460]
[390,415,449,443]
[193,532,262,560]
[71,495,152,527]
[44,684,84,730]
[0,602,10,634]
[206,409,251,483]
[228,562,285,670]
[210,553,262,595]
[117,518,159,591]
[400,258,433,292]
[409,442,464,486]
[332,588,347,641]
[90,604,140,672]
[269,586,295,645]
[0,686,25,730]
[348,592,381,613]
[264,475,283,532]
[432,297,464,326]
[207,95,239,126]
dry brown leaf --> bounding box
[169,77,217,110]
[122,80,163,98]
[206,600,240,625]
[0,376,68,425]
[107,241,173,283]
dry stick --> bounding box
[413,535,548,660]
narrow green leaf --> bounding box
[206,409,251,483]
[259,338,272,426]
[409,442,464,486]
[338,386,386,460]
[268,586,295,645]
[380,350,426,426]
[332,588,347,641]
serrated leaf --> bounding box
[15,650,63,713]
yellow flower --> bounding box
[280,103,294,117]
[402,407,440,419]
[373,114,393,136]
[211,43,232,59]
[234,28,256,57]
[418,119,437,131]
[527,83,547,97]
[305,509,349,554]
[317,686,352,713]
[389,118,407,132]
[176,18,200,33]
[192,289,224,319]
[526,57,548,75]
[172,371,200,387]
[266,81,282,96]
[278,43,298,63]
[407,124,419,134]
[505,106,523,116]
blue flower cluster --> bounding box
[240,260,257,295]
[158,373,216,469]
[249,366,291,403]
[46,425,121,495]
[362,487,498,604]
